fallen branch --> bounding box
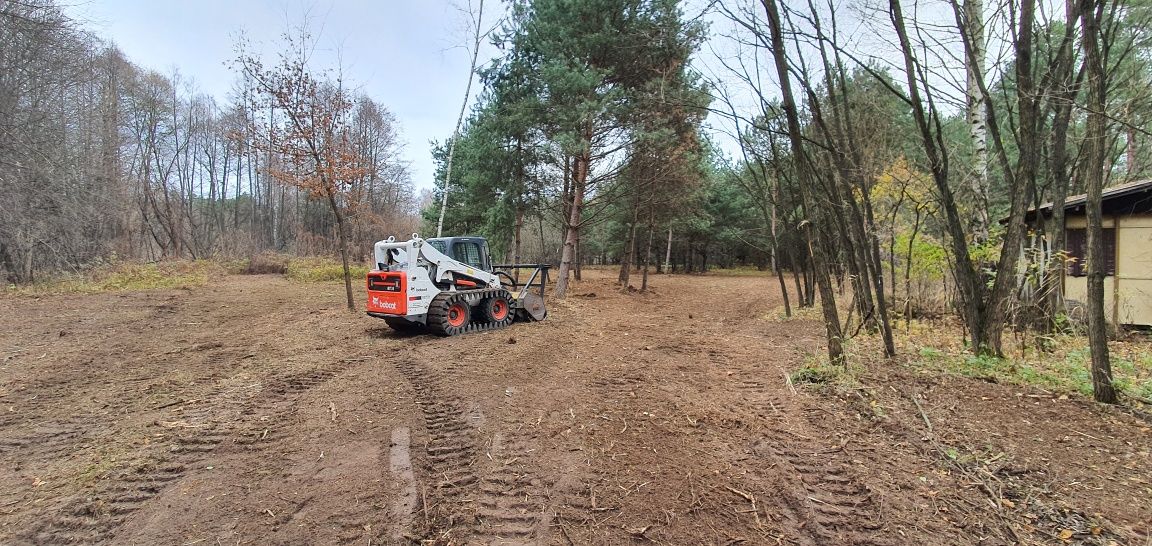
[155,420,206,429]
[556,513,576,546]
[725,486,761,526]
[910,393,1020,543]
[421,483,429,528]
[1125,392,1152,405]
[725,485,754,502]
[627,525,652,538]
[153,399,188,410]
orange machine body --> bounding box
[365,271,407,316]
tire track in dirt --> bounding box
[753,435,887,546]
[388,427,418,543]
[0,381,98,433]
[0,413,98,457]
[396,360,478,491]
[472,432,548,544]
[734,378,789,426]
[730,372,888,546]
[394,359,548,544]
[17,363,350,545]
[548,277,893,543]
[20,459,187,545]
[590,373,644,398]
[0,346,245,469]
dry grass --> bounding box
[4,260,224,295]
[2,255,376,296]
[702,266,776,277]
[284,256,369,283]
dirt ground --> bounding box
[1,269,1149,545]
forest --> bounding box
[0,1,420,283]
[3,0,1152,544]
[429,0,1152,403]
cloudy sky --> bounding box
[66,0,506,191]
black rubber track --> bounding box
[426,288,515,336]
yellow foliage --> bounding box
[871,156,936,209]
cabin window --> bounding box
[1065,228,1116,277]
[454,242,484,269]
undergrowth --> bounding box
[227,252,368,282]
[908,323,1152,403]
[704,266,774,277]
[789,347,867,390]
[284,257,369,282]
[4,260,223,294]
[3,254,373,294]
[790,361,853,386]
[789,353,889,419]
[767,304,823,322]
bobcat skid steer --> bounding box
[365,234,549,336]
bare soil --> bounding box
[0,270,1149,545]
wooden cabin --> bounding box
[1026,179,1152,326]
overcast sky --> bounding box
[60,0,973,199]
[65,0,506,191]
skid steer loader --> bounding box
[365,234,550,336]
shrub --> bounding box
[244,252,290,275]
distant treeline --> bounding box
[0,1,419,284]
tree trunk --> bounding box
[641,221,654,292]
[964,0,990,242]
[975,0,1040,355]
[555,152,588,299]
[789,246,807,307]
[574,235,582,280]
[436,0,487,238]
[511,200,524,265]
[771,202,791,317]
[905,206,925,327]
[764,0,843,365]
[327,189,356,312]
[776,260,792,318]
[894,0,988,352]
[1042,1,1085,329]
[619,202,638,285]
[1080,0,1117,403]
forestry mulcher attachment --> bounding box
[365,234,549,336]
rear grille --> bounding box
[368,275,401,292]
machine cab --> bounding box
[426,237,492,272]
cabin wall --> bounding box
[1064,214,1152,326]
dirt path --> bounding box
[0,270,1148,544]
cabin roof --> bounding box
[1024,178,1152,221]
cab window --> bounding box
[454,241,484,268]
